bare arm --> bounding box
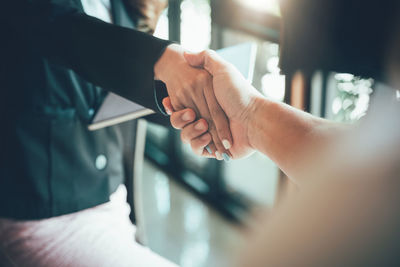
[166,50,348,182]
[246,96,345,181]
[239,93,400,266]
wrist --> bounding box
[246,94,269,150]
[154,44,183,80]
[238,91,264,149]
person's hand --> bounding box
[163,95,252,159]
[163,49,264,159]
[162,97,216,158]
[154,44,233,160]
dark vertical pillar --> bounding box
[168,0,182,42]
[210,0,223,50]
[320,71,329,118]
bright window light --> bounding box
[181,0,211,52]
[235,0,281,15]
[154,9,169,40]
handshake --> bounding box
[154,44,263,161]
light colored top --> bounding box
[81,0,112,23]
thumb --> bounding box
[184,50,223,75]
[183,51,206,68]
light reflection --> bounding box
[351,94,370,120]
[183,201,206,233]
[262,56,285,101]
[332,97,342,115]
[181,0,211,51]
[154,8,169,40]
[154,171,171,216]
[235,0,280,15]
[180,239,210,267]
[266,56,280,73]
[334,73,354,82]
[332,74,373,122]
[261,74,285,101]
[180,199,211,267]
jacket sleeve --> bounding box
[279,0,400,81]
[2,0,172,112]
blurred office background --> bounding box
[130,0,374,266]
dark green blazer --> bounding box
[0,0,171,219]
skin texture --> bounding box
[237,92,400,267]
[128,0,232,159]
[164,50,342,179]
[154,45,233,159]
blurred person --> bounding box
[0,0,234,266]
[165,0,400,265]
[233,85,400,267]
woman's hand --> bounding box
[164,49,342,183]
[162,97,215,158]
[163,96,255,160]
[154,44,233,160]
[163,50,262,159]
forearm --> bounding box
[45,15,171,112]
[247,96,344,181]
[3,1,171,112]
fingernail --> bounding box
[222,153,231,162]
[205,145,212,154]
[222,139,231,150]
[165,107,172,115]
[182,112,192,121]
[215,151,223,161]
[195,121,205,131]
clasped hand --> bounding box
[157,46,263,160]
[154,44,232,160]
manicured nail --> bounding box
[182,112,192,121]
[195,121,205,131]
[222,153,231,162]
[165,107,172,115]
[222,139,231,150]
[215,151,223,161]
[205,145,212,154]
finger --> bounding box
[177,94,201,120]
[180,119,208,144]
[204,84,233,152]
[209,125,227,159]
[170,108,196,129]
[190,132,212,155]
[181,92,219,157]
[201,149,215,158]
[183,51,206,68]
[165,84,186,112]
[162,97,173,115]
[184,50,228,75]
[208,140,224,160]
[186,71,226,156]
[207,142,220,160]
